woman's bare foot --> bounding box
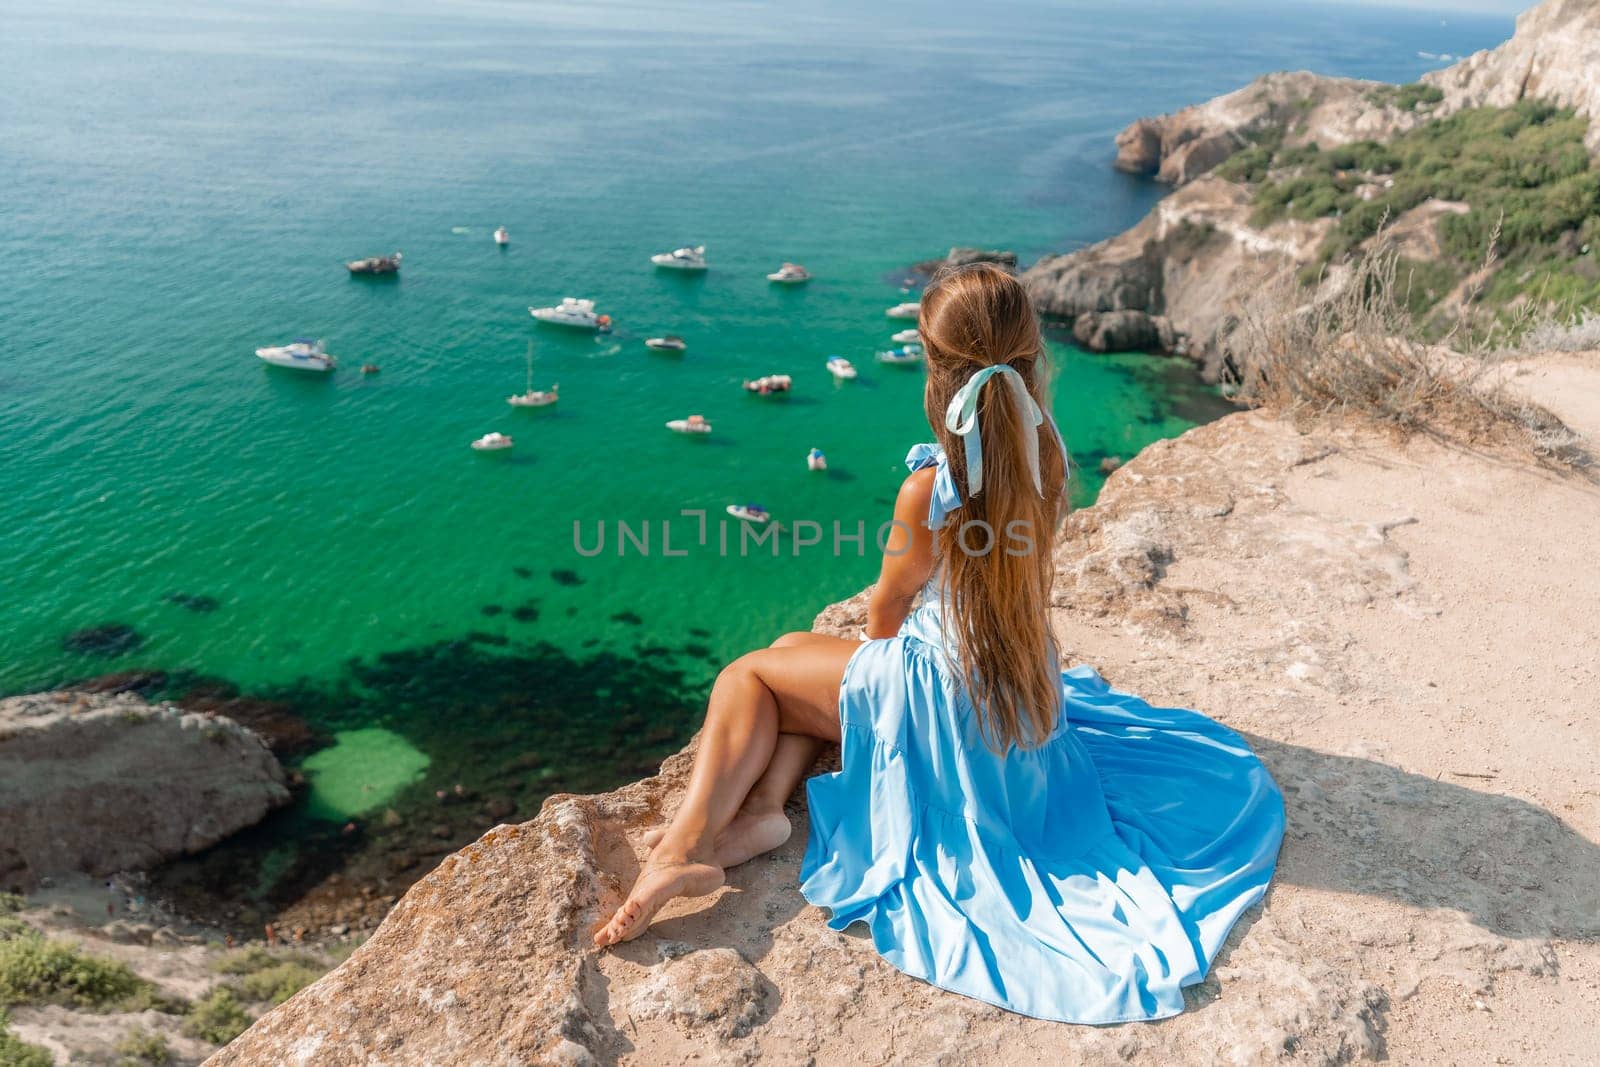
[641,809,792,868]
[592,859,724,947]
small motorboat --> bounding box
[891,328,921,344]
[467,431,512,454]
[470,432,514,452]
[645,335,688,353]
[256,338,336,372]
[360,363,380,375]
[743,374,792,395]
[726,503,770,524]
[807,447,827,471]
[886,300,921,319]
[767,262,811,284]
[825,355,857,380]
[877,345,924,366]
[507,341,557,406]
[531,297,611,331]
[651,245,708,271]
[666,414,712,435]
[494,226,510,246]
[347,252,402,275]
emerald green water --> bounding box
[0,0,1510,895]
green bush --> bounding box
[0,894,23,916]
[182,988,253,1045]
[0,1008,54,1067]
[0,930,150,1011]
[1394,257,1462,316]
[1243,100,1600,318]
[116,1025,172,1066]
[1395,82,1444,112]
[211,945,318,976]
[230,961,322,1006]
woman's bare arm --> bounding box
[865,468,937,638]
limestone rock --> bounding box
[1071,309,1176,353]
[914,246,1019,275]
[1110,71,1423,187]
[1424,0,1600,154]
[0,691,288,888]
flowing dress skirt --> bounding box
[799,607,1285,1024]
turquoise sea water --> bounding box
[0,0,1511,900]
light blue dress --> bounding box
[799,444,1286,1024]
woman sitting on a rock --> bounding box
[595,263,1285,1025]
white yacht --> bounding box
[494,226,510,246]
[651,245,708,271]
[256,338,336,372]
[886,300,921,319]
[530,297,611,330]
[766,262,811,284]
[471,432,514,452]
[825,355,857,380]
[645,335,688,353]
[891,328,921,344]
[877,344,924,366]
[666,415,713,435]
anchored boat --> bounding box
[256,338,336,372]
[531,297,611,330]
[651,245,708,271]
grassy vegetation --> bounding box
[212,944,325,1006]
[183,988,253,1045]
[1366,81,1446,113]
[0,927,155,1012]
[115,1025,173,1066]
[0,1009,54,1067]
[1224,102,1600,319]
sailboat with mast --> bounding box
[508,341,558,407]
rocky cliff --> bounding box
[1112,70,1423,186]
[0,691,289,889]
[1424,0,1600,153]
[1028,0,1600,367]
[211,350,1600,1066]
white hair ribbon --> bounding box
[944,364,1052,498]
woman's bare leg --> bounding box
[643,633,845,866]
[593,634,856,947]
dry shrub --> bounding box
[1221,228,1591,469]
[1516,308,1600,354]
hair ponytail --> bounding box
[919,264,1069,750]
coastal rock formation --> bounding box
[1024,177,1329,370]
[1111,71,1421,186]
[1424,0,1600,153]
[1071,309,1176,353]
[1048,0,1600,367]
[914,246,1019,275]
[0,691,289,888]
[211,351,1600,1065]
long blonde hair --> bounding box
[919,264,1069,750]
